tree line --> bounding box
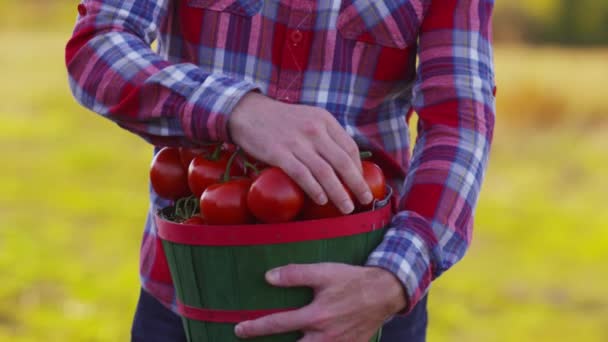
[494,0,608,46]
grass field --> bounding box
[0,29,607,341]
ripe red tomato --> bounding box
[200,178,253,225]
[301,198,343,220]
[188,151,242,197]
[301,184,353,220]
[247,167,304,223]
[358,161,387,211]
[182,215,206,225]
[179,147,214,170]
[150,147,191,200]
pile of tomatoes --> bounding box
[151,144,387,225]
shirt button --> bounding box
[290,30,303,45]
[78,4,88,16]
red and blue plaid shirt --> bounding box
[66,0,495,314]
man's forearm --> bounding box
[66,0,259,145]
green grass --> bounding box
[0,32,148,341]
[0,30,607,342]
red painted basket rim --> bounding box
[177,301,296,323]
[156,202,392,246]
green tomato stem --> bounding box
[174,197,185,220]
[222,147,241,183]
[360,151,372,159]
[185,196,197,218]
[209,143,223,161]
[173,195,199,222]
[243,161,260,176]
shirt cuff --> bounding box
[365,221,434,314]
[183,75,260,143]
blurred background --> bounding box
[0,1,607,341]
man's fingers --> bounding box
[279,153,328,206]
[293,147,352,211]
[266,263,333,288]
[235,307,312,339]
[314,134,372,208]
[297,332,321,342]
[325,117,363,172]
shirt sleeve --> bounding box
[366,0,496,313]
[65,0,259,146]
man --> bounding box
[66,0,495,341]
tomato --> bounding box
[301,198,343,220]
[150,147,191,200]
[182,214,206,225]
[247,167,304,223]
[179,146,214,170]
[301,183,353,220]
[358,161,387,211]
[188,151,242,197]
[200,178,253,225]
[300,161,386,218]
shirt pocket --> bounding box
[187,0,263,17]
[336,0,430,49]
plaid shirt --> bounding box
[66,0,495,314]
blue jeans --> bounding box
[131,288,428,341]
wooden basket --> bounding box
[156,190,392,342]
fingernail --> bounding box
[363,191,373,204]
[317,193,328,205]
[266,269,279,284]
[235,322,246,336]
[341,200,354,214]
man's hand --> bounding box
[229,92,373,214]
[234,263,407,342]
